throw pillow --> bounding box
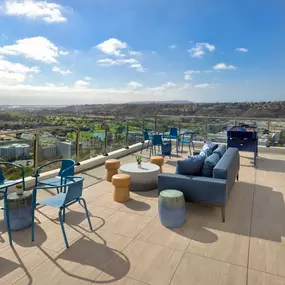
[213,144,227,158]
[176,155,205,175]
[201,153,220,177]
[199,141,218,157]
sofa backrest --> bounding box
[213,147,240,192]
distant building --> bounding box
[0,143,30,160]
[39,145,57,161]
[57,141,76,158]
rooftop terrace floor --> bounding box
[1,148,285,285]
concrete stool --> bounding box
[158,189,185,228]
[150,156,164,173]
[112,174,131,202]
[105,159,120,182]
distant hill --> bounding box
[126,100,192,104]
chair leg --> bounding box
[141,142,144,153]
[221,207,225,223]
[80,198,93,231]
[59,208,69,248]
[188,143,191,156]
[181,143,184,154]
[147,140,150,150]
[4,193,12,246]
[237,173,239,181]
[63,208,66,223]
[56,187,60,194]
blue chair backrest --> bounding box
[152,134,163,146]
[170,128,178,137]
[143,130,150,140]
[58,160,75,177]
[63,176,84,204]
[0,166,5,184]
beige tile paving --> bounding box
[102,239,183,285]
[170,253,247,285]
[100,211,154,238]
[248,269,285,285]
[2,150,285,285]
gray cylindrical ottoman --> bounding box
[5,191,32,231]
[158,189,186,228]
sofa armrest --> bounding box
[158,173,228,206]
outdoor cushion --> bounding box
[213,144,227,158]
[176,155,205,175]
[201,153,220,177]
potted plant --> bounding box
[136,155,143,167]
[16,184,23,195]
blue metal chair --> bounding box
[150,134,164,157]
[163,128,179,156]
[35,159,75,194]
[141,130,153,153]
[31,176,92,248]
[0,162,26,245]
[179,131,195,155]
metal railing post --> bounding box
[154,115,157,134]
[178,119,181,136]
[125,121,129,149]
[101,122,109,156]
[33,132,39,176]
[75,128,80,165]
[266,120,271,147]
[204,118,208,141]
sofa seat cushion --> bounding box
[202,153,220,177]
[176,155,205,175]
[200,141,218,157]
[213,144,227,158]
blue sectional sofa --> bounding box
[158,147,240,222]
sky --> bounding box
[0,0,285,105]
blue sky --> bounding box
[0,0,285,105]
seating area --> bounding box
[1,144,285,285]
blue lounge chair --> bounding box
[0,162,26,245]
[179,131,195,155]
[31,176,92,248]
[35,159,75,193]
[141,130,153,153]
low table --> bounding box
[120,162,160,191]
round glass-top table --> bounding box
[120,162,160,191]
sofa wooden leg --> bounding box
[237,173,239,181]
[221,207,225,223]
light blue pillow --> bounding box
[201,153,220,177]
[213,144,227,158]
[176,155,205,175]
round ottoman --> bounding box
[158,189,185,228]
[150,156,164,173]
[112,174,131,202]
[105,159,120,182]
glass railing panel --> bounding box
[0,130,35,179]
[207,118,235,143]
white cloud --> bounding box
[59,50,69,55]
[84,76,92,81]
[129,51,142,56]
[97,57,146,72]
[213,63,236,70]
[126,81,143,89]
[74,80,90,88]
[235,47,248,53]
[194,83,219,88]
[148,82,176,91]
[0,57,40,84]
[169,44,176,49]
[52,66,71,76]
[129,63,146,72]
[96,38,127,57]
[184,70,200,80]
[0,36,62,63]
[2,0,68,23]
[97,58,117,66]
[188,42,215,58]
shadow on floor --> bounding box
[256,156,285,173]
[122,199,151,212]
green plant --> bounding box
[16,184,22,189]
[136,155,143,164]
